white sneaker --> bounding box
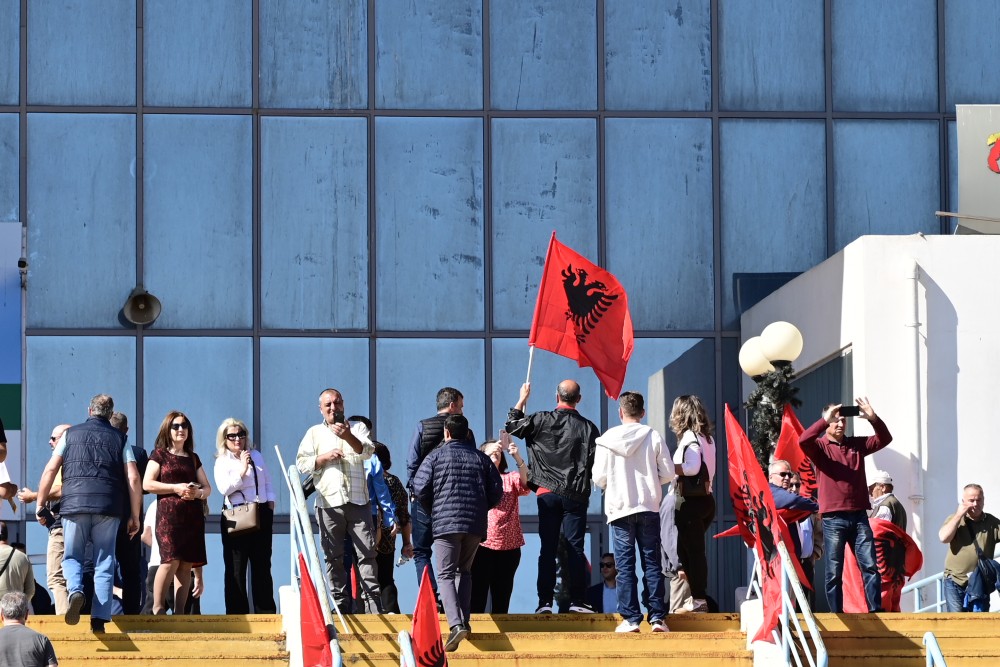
[615,619,641,633]
[650,619,670,633]
[682,598,708,613]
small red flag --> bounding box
[412,568,447,667]
[298,554,333,667]
[724,405,782,643]
[773,405,817,502]
[528,232,634,399]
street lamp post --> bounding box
[739,321,804,471]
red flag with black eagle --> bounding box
[529,232,634,399]
[773,404,818,502]
[411,568,447,667]
[724,405,783,643]
[842,517,923,612]
[298,554,334,667]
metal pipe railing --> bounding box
[398,630,416,667]
[923,631,948,666]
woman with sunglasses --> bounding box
[470,430,530,614]
[143,411,212,615]
[213,418,276,614]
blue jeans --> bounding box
[943,577,989,612]
[410,499,437,591]
[62,513,120,622]
[823,511,881,612]
[611,511,666,624]
[537,492,588,605]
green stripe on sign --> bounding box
[0,384,22,430]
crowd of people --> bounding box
[0,384,995,653]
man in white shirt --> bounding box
[296,388,382,614]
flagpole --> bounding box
[526,345,535,384]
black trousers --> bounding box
[376,550,400,613]
[470,546,522,614]
[115,519,144,614]
[675,494,716,600]
[220,505,276,614]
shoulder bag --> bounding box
[221,455,261,536]
[677,437,711,498]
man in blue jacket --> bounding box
[412,414,503,652]
[768,460,819,559]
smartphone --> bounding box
[839,405,861,417]
[36,507,55,527]
[333,411,346,424]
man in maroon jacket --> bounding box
[799,397,892,612]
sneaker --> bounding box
[681,598,709,613]
[650,619,670,633]
[444,625,468,652]
[65,591,85,625]
[568,601,596,613]
[534,602,553,614]
[615,619,641,633]
[90,619,106,633]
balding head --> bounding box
[557,380,581,406]
[50,424,71,449]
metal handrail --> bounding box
[923,631,948,666]
[398,630,416,667]
[901,549,1000,612]
[275,448,346,667]
[748,544,827,667]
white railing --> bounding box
[748,543,828,667]
[275,447,346,667]
[923,632,948,667]
[901,548,1000,612]
[398,630,416,667]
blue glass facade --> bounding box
[2,0,980,613]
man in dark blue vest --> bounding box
[405,387,471,594]
[34,394,142,633]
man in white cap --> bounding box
[868,470,906,530]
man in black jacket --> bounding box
[412,415,502,652]
[505,380,599,614]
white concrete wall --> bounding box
[741,234,1000,591]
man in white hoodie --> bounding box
[592,391,675,633]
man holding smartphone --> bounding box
[799,397,892,613]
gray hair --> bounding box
[768,459,792,475]
[89,394,115,419]
[0,591,30,621]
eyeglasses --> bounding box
[599,563,615,568]
[170,422,190,430]
[225,432,247,441]
[788,484,801,490]
[49,436,58,442]
[773,471,794,478]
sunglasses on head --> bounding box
[225,432,247,441]
[170,422,190,430]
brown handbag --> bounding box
[221,456,261,535]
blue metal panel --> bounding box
[376,0,483,110]
[25,336,137,482]
[142,337,252,453]
[143,115,252,329]
[945,1,1000,107]
[259,337,370,509]
[720,120,827,327]
[27,0,136,105]
[0,114,16,221]
[0,0,17,105]
[26,114,136,328]
[833,120,940,251]
[375,117,484,331]
[605,0,712,111]
[259,0,367,109]
[490,0,597,110]
[375,338,484,475]
[832,0,938,112]
[260,117,368,330]
[719,0,824,111]
[605,118,714,331]
[491,118,597,329]
[144,0,252,108]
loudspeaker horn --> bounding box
[121,286,162,326]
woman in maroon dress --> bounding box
[142,411,212,614]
